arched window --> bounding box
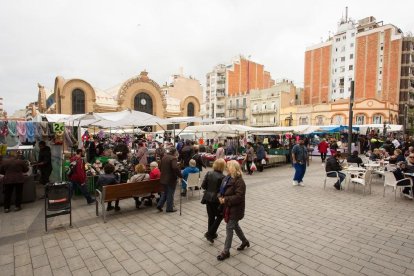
[355,114,365,125]
[72,89,85,114]
[134,92,153,114]
[187,102,195,116]
[372,114,383,124]
[332,115,344,125]
[315,116,324,125]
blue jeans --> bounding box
[293,163,306,183]
[327,171,346,187]
[70,181,93,203]
[157,184,176,211]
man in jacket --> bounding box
[291,138,309,186]
[180,140,194,168]
[255,142,266,172]
[37,141,52,186]
[157,147,182,212]
[0,156,29,212]
[325,152,346,190]
[68,149,95,204]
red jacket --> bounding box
[149,167,161,180]
[318,141,329,153]
[69,156,86,184]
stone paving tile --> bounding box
[52,266,72,276]
[2,162,414,275]
[15,263,33,276]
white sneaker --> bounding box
[292,181,299,186]
[298,182,305,187]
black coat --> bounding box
[38,146,52,171]
[159,154,182,186]
[325,156,342,172]
[201,170,225,202]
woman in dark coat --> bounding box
[201,158,226,243]
[217,160,249,261]
[0,156,29,212]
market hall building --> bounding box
[37,70,202,130]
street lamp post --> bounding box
[348,81,354,156]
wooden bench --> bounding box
[95,179,163,222]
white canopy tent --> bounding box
[356,124,403,134]
[56,110,162,128]
[184,124,254,138]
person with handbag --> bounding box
[245,142,255,175]
[201,158,226,243]
[217,160,249,261]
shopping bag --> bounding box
[250,163,257,171]
[261,159,266,165]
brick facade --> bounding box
[304,45,331,104]
[227,58,274,96]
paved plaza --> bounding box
[1,160,414,276]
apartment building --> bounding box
[203,56,274,125]
[250,80,300,127]
[400,36,414,131]
[304,15,406,126]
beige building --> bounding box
[226,95,250,125]
[250,80,302,127]
[161,72,203,129]
[280,98,399,126]
[37,71,201,129]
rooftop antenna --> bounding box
[345,6,348,22]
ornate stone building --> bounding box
[37,71,201,126]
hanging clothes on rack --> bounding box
[6,120,19,146]
[16,121,27,143]
[26,121,36,143]
[64,126,77,148]
[39,121,49,140]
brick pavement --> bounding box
[1,161,414,275]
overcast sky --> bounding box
[1,0,413,114]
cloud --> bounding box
[0,0,413,114]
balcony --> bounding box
[251,121,276,127]
[216,108,225,113]
[227,104,247,110]
[216,91,226,98]
[251,109,277,115]
[229,116,248,121]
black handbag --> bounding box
[201,191,217,204]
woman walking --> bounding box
[318,138,329,163]
[217,160,249,261]
[201,158,226,243]
[245,142,255,175]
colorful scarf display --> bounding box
[16,121,27,142]
[26,121,35,142]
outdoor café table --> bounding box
[364,163,381,169]
[343,166,366,187]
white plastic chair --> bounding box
[324,171,340,190]
[182,173,201,199]
[350,169,372,195]
[383,171,413,200]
